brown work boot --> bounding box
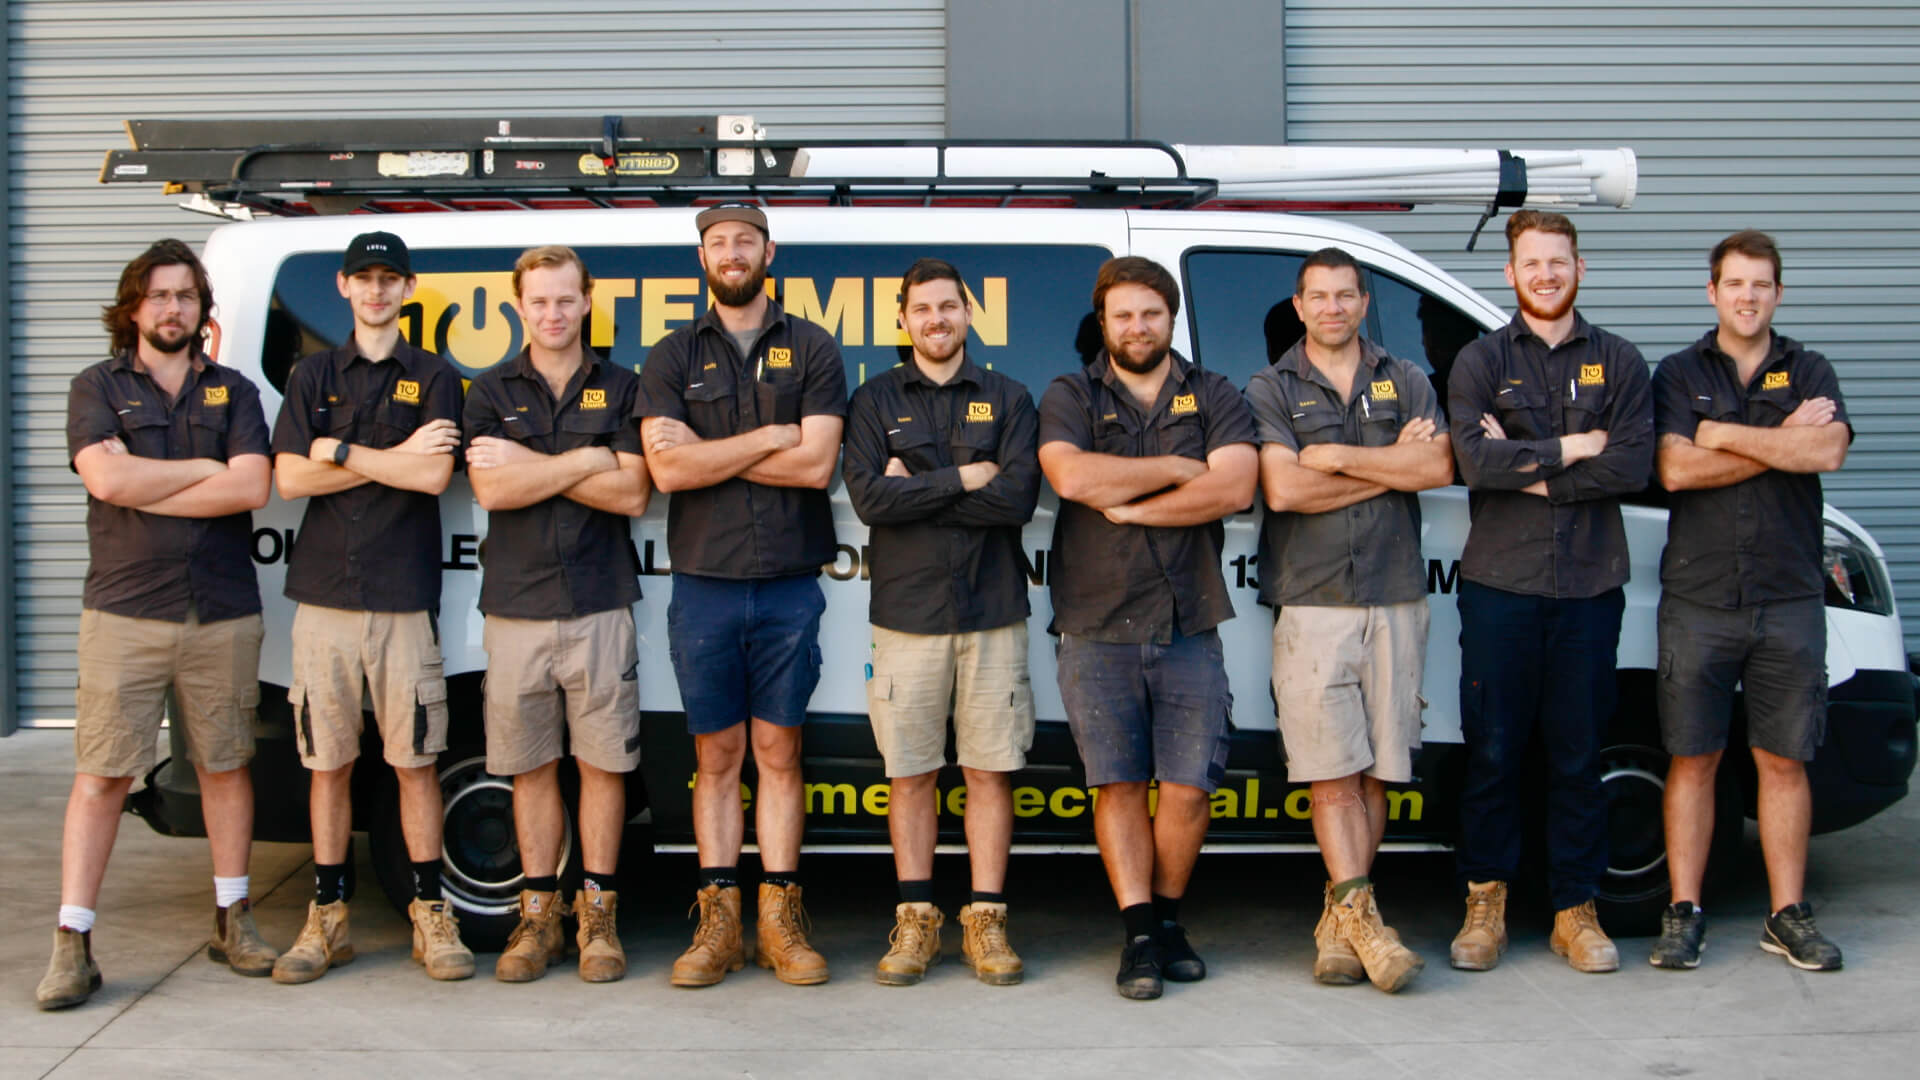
[408,898,475,981]
[1450,880,1509,971]
[1332,884,1424,993]
[958,902,1024,985]
[755,882,830,985]
[575,887,626,983]
[1313,882,1364,985]
[494,889,567,983]
[271,900,352,984]
[875,902,944,986]
[670,884,745,988]
[1550,899,1620,973]
[210,898,280,977]
[36,927,102,1010]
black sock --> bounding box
[410,860,443,903]
[581,870,617,895]
[524,874,560,895]
[314,862,347,906]
[1152,893,1181,927]
[898,878,935,905]
[762,871,800,890]
[700,866,738,890]
[970,890,1006,905]
[1122,902,1156,942]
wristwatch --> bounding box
[332,441,352,466]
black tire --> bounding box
[368,751,580,953]
[1594,741,1744,936]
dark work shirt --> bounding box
[635,300,847,580]
[271,340,465,613]
[65,350,270,622]
[1246,338,1443,607]
[463,349,643,619]
[1038,351,1257,643]
[1654,329,1849,608]
[1449,311,1653,600]
[844,356,1041,634]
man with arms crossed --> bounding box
[844,257,1041,986]
[40,239,276,1009]
[268,232,473,984]
[637,205,846,987]
[1245,247,1452,992]
[464,245,651,984]
[1038,256,1258,1000]
[1447,209,1653,974]
[1650,229,1849,972]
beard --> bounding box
[1105,331,1172,375]
[707,258,770,309]
[911,324,964,365]
[1513,277,1578,323]
[141,322,194,355]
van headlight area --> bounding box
[1815,515,1917,834]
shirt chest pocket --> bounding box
[559,407,625,451]
[886,426,944,473]
[1563,390,1603,435]
[1359,396,1402,447]
[1093,415,1139,457]
[1492,388,1550,440]
[118,405,172,457]
[683,377,736,437]
[1749,387,1798,425]
[496,411,554,451]
[1690,392,1741,426]
[368,397,423,448]
[953,415,1000,464]
[1156,411,1207,460]
[188,398,232,458]
[1290,407,1347,449]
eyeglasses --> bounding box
[142,289,201,308]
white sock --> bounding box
[58,905,96,933]
[213,875,250,908]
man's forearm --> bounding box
[1266,464,1389,514]
[563,453,650,516]
[86,452,225,507]
[1317,438,1453,492]
[472,447,611,511]
[1658,440,1768,492]
[1046,451,1201,509]
[138,460,271,518]
[645,427,778,492]
[741,443,835,489]
[275,453,371,500]
[1119,465,1253,527]
[341,444,457,494]
[1700,421,1848,474]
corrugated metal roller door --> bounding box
[6,0,946,725]
[1283,0,1920,646]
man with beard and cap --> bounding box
[1036,255,1258,1000]
[40,239,276,1009]
[843,257,1041,987]
[1446,209,1653,975]
[637,204,848,988]
[1244,247,1453,993]
[267,232,473,985]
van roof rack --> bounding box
[102,114,1637,248]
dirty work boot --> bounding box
[36,927,102,1010]
[1332,884,1424,993]
[575,888,626,983]
[875,901,944,985]
[1649,901,1706,971]
[755,882,830,985]
[1314,882,1364,985]
[210,898,279,977]
[494,889,567,983]
[1550,899,1620,973]
[272,900,353,984]
[1761,902,1843,972]
[1449,880,1509,971]
[671,884,745,987]
[958,902,1024,985]
[408,898,475,981]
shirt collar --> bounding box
[696,297,787,338]
[503,346,605,382]
[1283,337,1392,397]
[332,337,420,376]
[899,353,984,390]
[110,347,210,376]
[1506,308,1593,347]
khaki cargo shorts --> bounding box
[74,607,263,778]
[1272,601,1429,783]
[483,608,640,776]
[289,604,449,772]
[867,622,1035,777]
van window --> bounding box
[1367,269,1486,415]
[263,243,1113,398]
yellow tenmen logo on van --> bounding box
[766,347,793,369]
[966,402,994,422]
[1579,364,1606,386]
[1763,371,1790,391]
[203,386,228,406]
[580,388,607,410]
[1370,380,1397,401]
[1169,394,1198,415]
[393,379,421,405]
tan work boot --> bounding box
[210,898,280,977]
[494,889,567,983]
[272,900,352,984]
[1332,884,1424,993]
[670,884,745,988]
[1550,899,1620,973]
[575,888,626,983]
[875,901,944,985]
[1314,882,1364,985]
[958,902,1024,985]
[755,881,830,985]
[36,927,102,1010]
[408,898,475,981]
[1450,880,1509,971]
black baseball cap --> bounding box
[342,231,413,276]
[694,203,769,238]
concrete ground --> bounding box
[2,728,1916,1079]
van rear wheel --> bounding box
[1594,741,1744,936]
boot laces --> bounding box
[888,910,932,956]
[418,904,461,947]
[1464,888,1501,932]
[686,890,734,952]
[968,908,1009,954]
[764,888,812,947]
[579,899,616,947]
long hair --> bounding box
[102,239,214,355]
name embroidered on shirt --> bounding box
[1169,394,1198,415]
[203,386,229,405]
[393,379,421,405]
[766,347,793,369]
[702,361,718,371]
[1763,371,1790,391]
[1578,364,1605,386]
[966,402,993,422]
[1297,399,1319,408]
[581,388,607,410]
[1370,380,1398,401]
[895,416,912,423]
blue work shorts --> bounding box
[1056,629,1232,792]
[667,572,826,735]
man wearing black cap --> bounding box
[637,204,847,988]
[268,231,474,984]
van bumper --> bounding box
[1808,666,1918,834]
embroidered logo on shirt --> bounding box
[1370,380,1398,401]
[766,347,793,369]
[581,388,607,410]
[203,386,229,405]
[1169,394,1198,415]
[966,402,994,422]
[327,394,340,403]
[393,379,421,405]
[1578,364,1606,386]
[1763,371,1790,391]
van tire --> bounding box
[1593,740,1744,936]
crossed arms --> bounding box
[1039,440,1258,527]
[1260,417,1453,513]
[75,438,270,518]
[1657,396,1849,491]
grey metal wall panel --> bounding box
[7,0,945,725]
[1284,0,1920,646]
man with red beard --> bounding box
[1446,210,1653,975]
[638,205,847,988]
[1038,256,1257,1000]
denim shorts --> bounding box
[1056,629,1232,792]
[667,572,826,735]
